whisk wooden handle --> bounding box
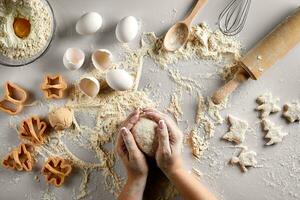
[211,68,249,105]
[184,0,208,26]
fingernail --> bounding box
[159,120,165,129]
[121,127,128,136]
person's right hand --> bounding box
[142,108,184,176]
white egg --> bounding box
[79,77,100,98]
[91,49,113,72]
[106,69,134,91]
[115,16,139,43]
[63,48,85,70]
[76,12,102,35]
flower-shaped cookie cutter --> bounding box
[0,82,28,115]
[19,116,48,145]
[42,157,72,187]
[2,143,33,171]
[41,75,68,99]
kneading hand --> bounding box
[142,108,184,177]
[116,109,148,200]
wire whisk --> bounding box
[218,0,252,36]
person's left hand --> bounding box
[116,109,148,182]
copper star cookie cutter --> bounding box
[0,82,28,115]
[19,116,48,145]
[41,157,72,187]
[41,75,68,99]
[2,143,34,172]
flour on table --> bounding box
[195,95,215,138]
[167,92,183,123]
[283,101,300,123]
[207,97,228,124]
[222,115,248,144]
[188,128,209,160]
[256,93,281,118]
[262,119,288,146]
[230,147,258,172]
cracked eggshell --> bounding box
[79,77,100,98]
[76,12,102,35]
[106,69,134,91]
[115,16,139,43]
[92,49,113,72]
[63,48,85,70]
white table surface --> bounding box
[1,0,300,199]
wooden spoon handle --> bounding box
[184,0,208,26]
[211,69,249,105]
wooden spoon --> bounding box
[163,0,208,52]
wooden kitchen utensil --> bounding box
[163,0,208,51]
[212,7,300,105]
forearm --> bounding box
[167,168,218,200]
[118,176,147,200]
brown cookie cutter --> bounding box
[0,82,28,115]
[41,75,67,99]
[19,116,48,145]
[41,157,72,187]
[2,143,33,172]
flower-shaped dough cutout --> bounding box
[41,75,67,99]
[230,147,257,172]
[256,93,281,118]
[283,101,300,123]
[2,144,33,171]
[222,115,248,144]
[19,116,47,145]
[42,157,72,187]
[262,119,288,145]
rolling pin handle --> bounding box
[211,69,249,105]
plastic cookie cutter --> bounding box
[41,157,72,187]
[0,82,28,115]
[2,143,34,172]
[19,116,48,145]
[41,74,68,99]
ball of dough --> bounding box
[48,107,73,131]
[132,117,158,157]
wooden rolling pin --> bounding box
[212,7,300,105]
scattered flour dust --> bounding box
[4,22,242,200]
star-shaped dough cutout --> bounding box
[283,101,300,123]
[222,115,248,144]
[230,147,257,172]
[256,93,281,118]
[262,119,288,145]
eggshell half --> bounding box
[92,49,113,72]
[63,48,85,71]
[79,77,100,98]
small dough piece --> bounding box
[48,107,73,131]
[262,119,288,145]
[132,118,158,157]
[283,101,300,123]
[230,148,257,172]
[188,128,208,159]
[222,115,248,144]
[256,93,281,118]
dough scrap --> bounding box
[223,115,248,144]
[283,101,300,123]
[230,147,257,172]
[262,119,288,146]
[256,93,281,118]
[132,118,158,157]
[188,128,208,159]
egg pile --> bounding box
[62,12,139,98]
